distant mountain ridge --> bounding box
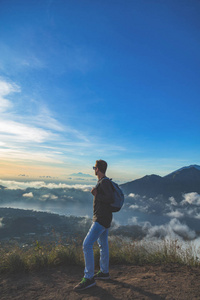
[120,165,200,201]
[166,164,200,176]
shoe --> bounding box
[74,277,96,291]
[94,270,110,280]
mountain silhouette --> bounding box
[120,166,200,201]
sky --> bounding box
[0,0,200,183]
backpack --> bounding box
[104,177,124,212]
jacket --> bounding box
[93,177,114,228]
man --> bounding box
[74,159,114,291]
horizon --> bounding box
[0,0,200,181]
[0,164,199,187]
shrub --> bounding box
[0,238,199,274]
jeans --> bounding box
[83,222,109,279]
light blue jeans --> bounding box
[83,222,109,279]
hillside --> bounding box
[1,264,200,299]
[0,208,147,245]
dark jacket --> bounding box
[93,177,114,228]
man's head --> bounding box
[93,159,107,176]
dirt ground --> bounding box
[1,264,200,300]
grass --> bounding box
[0,237,199,274]
[109,237,200,266]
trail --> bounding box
[1,264,200,299]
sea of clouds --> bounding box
[0,179,200,246]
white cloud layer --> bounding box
[0,179,92,191]
[145,218,196,241]
[0,178,200,244]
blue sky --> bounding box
[0,0,200,182]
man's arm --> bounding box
[95,179,114,204]
[91,187,97,197]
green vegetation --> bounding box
[0,238,199,274]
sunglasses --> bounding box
[93,166,97,170]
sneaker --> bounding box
[94,270,110,280]
[74,277,96,291]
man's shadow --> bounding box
[76,278,165,300]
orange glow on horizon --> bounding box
[0,160,70,180]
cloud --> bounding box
[0,77,128,172]
[41,194,58,200]
[185,208,200,220]
[0,78,127,172]
[0,148,63,164]
[28,103,66,133]
[127,193,141,200]
[129,204,139,210]
[0,80,62,165]
[128,193,136,198]
[145,218,196,241]
[181,193,200,205]
[0,79,20,113]
[0,120,55,143]
[0,78,93,166]
[0,179,92,191]
[166,210,184,218]
[128,217,138,225]
[169,196,177,206]
[0,218,4,228]
[23,192,34,198]
[0,177,200,241]
[0,180,94,217]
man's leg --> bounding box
[95,228,110,279]
[82,222,106,279]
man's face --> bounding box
[94,163,98,176]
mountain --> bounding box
[166,164,200,176]
[70,172,94,178]
[120,165,200,201]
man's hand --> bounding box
[91,187,97,197]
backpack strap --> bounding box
[95,176,114,190]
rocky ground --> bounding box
[1,264,200,299]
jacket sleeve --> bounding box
[96,179,114,204]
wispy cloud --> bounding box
[0,80,20,112]
[0,120,55,143]
[0,77,129,178]
[0,148,63,164]
[0,78,92,166]
[0,42,45,73]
